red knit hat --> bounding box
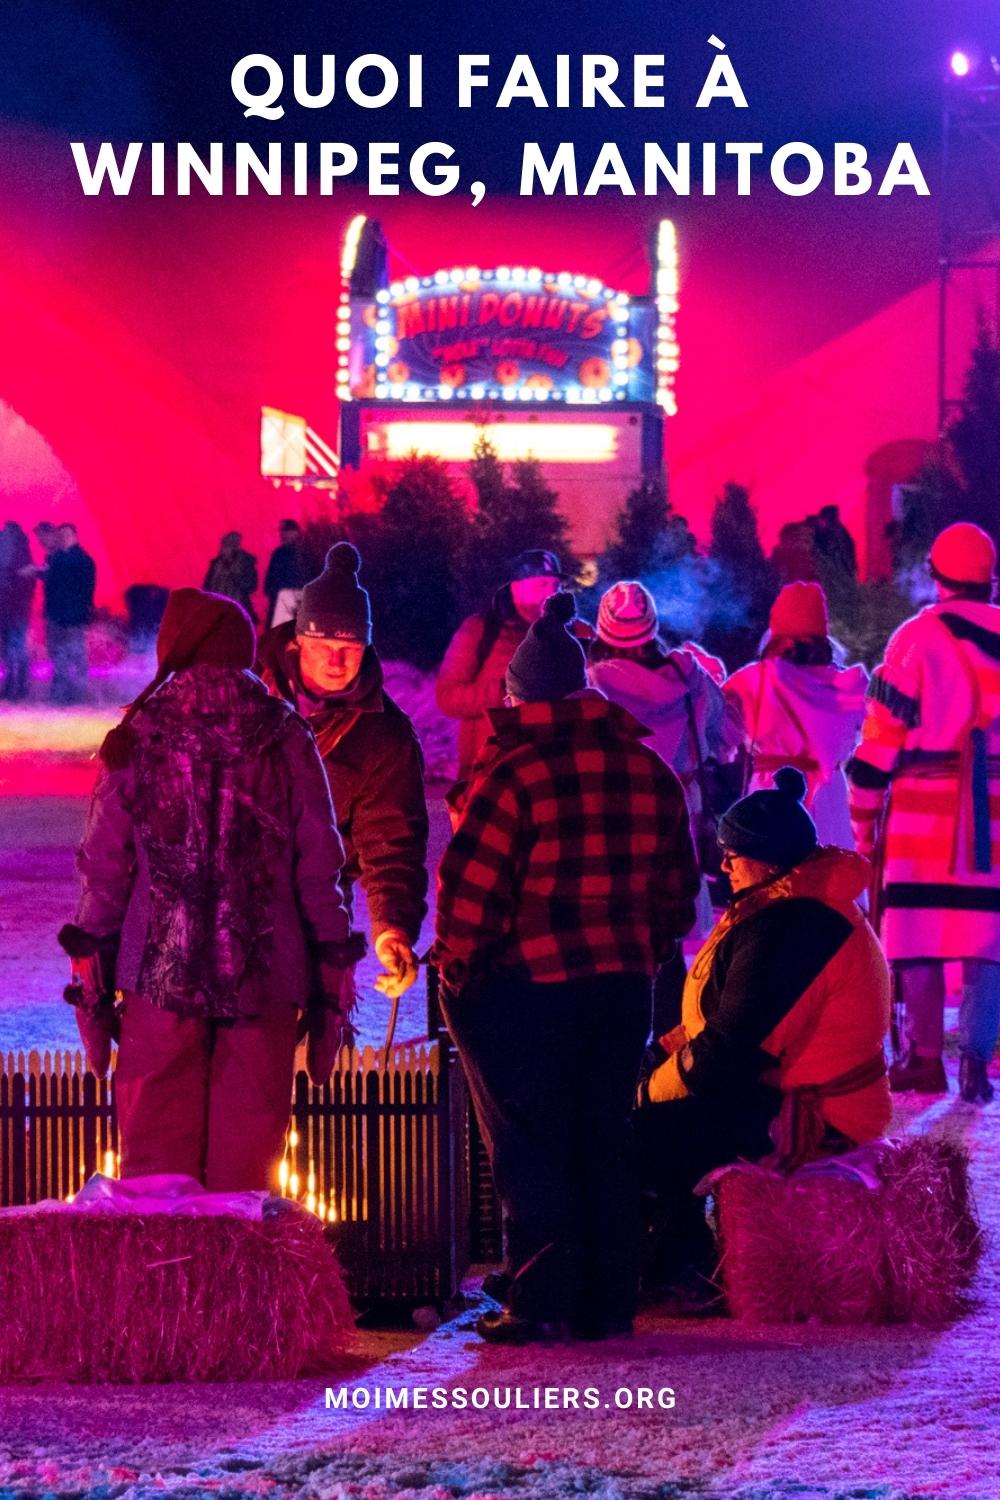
[929,523,997,587]
[597,581,659,647]
[769,581,829,640]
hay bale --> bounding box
[0,1204,354,1382]
[715,1137,982,1326]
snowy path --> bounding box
[4,721,1000,1496]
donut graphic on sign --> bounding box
[495,359,521,386]
[387,359,410,384]
[439,364,466,389]
[524,373,554,392]
[578,356,611,389]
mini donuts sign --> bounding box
[347,265,659,407]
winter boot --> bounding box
[888,1051,947,1094]
[959,1054,995,1104]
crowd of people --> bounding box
[0,518,315,702]
[57,513,1000,1344]
[0,520,96,703]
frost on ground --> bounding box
[2,706,1000,1498]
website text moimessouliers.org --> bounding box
[325,1385,676,1412]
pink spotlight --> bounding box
[950,49,972,78]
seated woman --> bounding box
[636,766,891,1306]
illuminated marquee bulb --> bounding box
[278,1159,290,1192]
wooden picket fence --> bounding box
[0,1042,473,1307]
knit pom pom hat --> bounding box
[505,590,587,701]
[717,765,818,870]
[597,580,659,647]
[296,543,372,644]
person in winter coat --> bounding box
[203,531,259,622]
[434,591,700,1343]
[726,582,868,850]
[263,519,309,628]
[437,549,593,784]
[259,544,429,1002]
[848,522,1000,1103]
[72,588,361,1191]
[588,580,745,1029]
[637,767,891,1305]
[0,521,34,701]
[42,523,96,705]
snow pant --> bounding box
[897,959,1000,1063]
[46,622,88,704]
[0,619,29,700]
[634,1089,781,1287]
[115,993,299,1191]
[441,970,651,1331]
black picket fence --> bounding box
[0,1041,500,1307]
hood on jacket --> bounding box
[588,654,696,723]
[759,845,871,914]
[134,665,297,763]
[485,689,651,749]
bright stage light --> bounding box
[372,420,621,464]
[950,50,972,78]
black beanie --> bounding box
[717,766,818,870]
[296,543,372,644]
[506,591,587,702]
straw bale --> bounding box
[0,1204,353,1382]
[715,1137,982,1326]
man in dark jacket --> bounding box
[263,519,309,628]
[44,523,96,704]
[260,543,429,1000]
[434,591,699,1343]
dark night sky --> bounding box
[3,0,1000,191]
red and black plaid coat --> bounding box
[433,694,699,989]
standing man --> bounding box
[437,550,593,785]
[260,543,428,1002]
[263,518,309,628]
[848,522,1000,1103]
[204,531,259,622]
[434,591,700,1343]
[0,521,34,701]
[43,523,96,705]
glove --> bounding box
[374,928,419,1000]
[58,925,121,1077]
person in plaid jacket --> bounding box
[434,590,699,1344]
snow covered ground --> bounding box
[3,702,1000,1498]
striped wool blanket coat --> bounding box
[847,599,1000,962]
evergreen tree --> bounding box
[464,438,574,609]
[704,482,776,669]
[350,456,472,670]
[946,315,1000,546]
[601,473,695,581]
